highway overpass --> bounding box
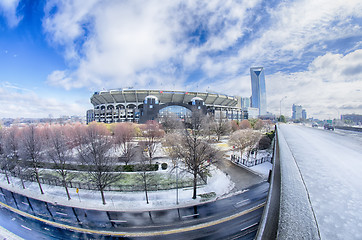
[257,124,362,240]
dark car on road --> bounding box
[324,124,334,130]
[312,123,318,127]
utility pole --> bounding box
[280,96,287,117]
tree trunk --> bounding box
[63,178,71,200]
[5,171,10,184]
[20,177,25,189]
[34,167,44,194]
[144,173,149,204]
[100,188,106,205]
[192,171,197,199]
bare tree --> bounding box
[0,128,11,184]
[44,125,73,200]
[253,119,265,130]
[75,123,121,205]
[239,119,252,129]
[213,119,231,141]
[20,125,44,194]
[229,129,261,160]
[160,113,184,134]
[230,120,240,132]
[113,123,136,165]
[136,154,156,204]
[165,112,221,199]
[5,125,27,189]
[2,126,25,187]
[201,114,215,141]
[140,121,164,163]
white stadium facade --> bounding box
[87,89,250,124]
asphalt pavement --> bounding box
[0,181,268,239]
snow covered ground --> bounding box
[217,138,273,179]
[279,124,362,240]
[0,164,234,212]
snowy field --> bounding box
[279,124,362,240]
[0,164,234,212]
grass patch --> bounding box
[198,192,216,202]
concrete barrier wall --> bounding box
[255,126,280,240]
[334,126,362,132]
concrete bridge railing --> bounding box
[256,124,320,240]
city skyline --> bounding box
[0,0,361,120]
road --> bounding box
[214,156,265,192]
[0,181,268,239]
[278,124,362,240]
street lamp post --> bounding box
[176,159,179,205]
[280,96,287,117]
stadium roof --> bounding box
[91,89,238,107]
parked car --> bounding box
[324,124,334,130]
[312,123,318,127]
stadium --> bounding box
[88,89,247,123]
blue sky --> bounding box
[0,0,361,119]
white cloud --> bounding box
[201,0,362,78]
[0,82,87,118]
[41,0,362,119]
[43,0,262,90]
[0,0,22,27]
[266,50,362,119]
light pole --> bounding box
[280,96,287,117]
[176,159,179,205]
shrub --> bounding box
[161,163,168,170]
[123,165,134,172]
[258,135,272,150]
[266,130,275,141]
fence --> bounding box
[1,170,206,192]
[230,154,271,167]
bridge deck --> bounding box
[278,124,362,240]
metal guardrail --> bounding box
[334,126,362,132]
[256,125,320,240]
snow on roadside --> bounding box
[249,162,272,177]
[0,164,233,212]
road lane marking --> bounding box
[0,200,265,237]
[234,199,249,207]
[241,222,258,232]
[55,211,68,216]
[110,220,127,223]
[182,213,199,218]
[20,225,32,231]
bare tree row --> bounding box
[0,121,164,204]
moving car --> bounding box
[324,123,334,130]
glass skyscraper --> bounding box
[250,67,267,116]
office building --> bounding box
[241,97,251,108]
[292,104,305,120]
[250,67,267,116]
